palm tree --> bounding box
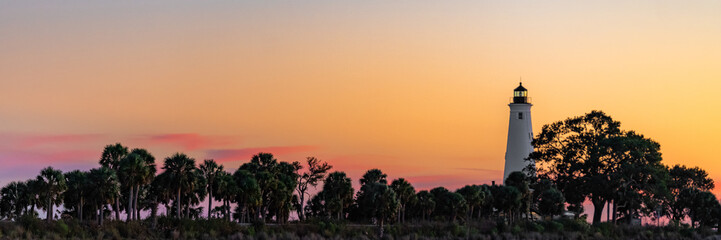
[199,159,223,219]
[213,170,235,221]
[366,183,399,238]
[416,190,435,221]
[130,148,156,220]
[162,153,196,218]
[355,169,389,221]
[181,169,207,219]
[360,169,387,185]
[390,178,415,223]
[239,153,300,222]
[456,185,481,221]
[149,171,173,227]
[233,169,261,223]
[37,167,66,222]
[119,153,149,221]
[88,167,120,225]
[25,179,41,217]
[99,143,128,220]
[0,182,26,220]
[321,171,354,220]
[504,171,530,220]
[64,170,89,221]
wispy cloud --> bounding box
[0,133,105,149]
[0,149,99,166]
[134,133,240,151]
[206,145,318,163]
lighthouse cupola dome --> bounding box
[513,82,528,103]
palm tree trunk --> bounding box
[467,207,473,224]
[245,206,249,223]
[100,204,105,225]
[612,201,617,224]
[239,206,244,223]
[115,197,121,220]
[134,186,140,220]
[78,199,82,221]
[379,218,384,238]
[257,206,262,221]
[176,187,182,218]
[186,198,191,219]
[127,187,134,221]
[151,196,159,229]
[47,196,52,222]
[80,197,84,221]
[397,206,401,223]
[208,187,213,219]
[224,199,229,221]
[339,199,344,220]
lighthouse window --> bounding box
[518,112,523,119]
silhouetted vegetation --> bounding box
[1,110,720,239]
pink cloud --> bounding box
[136,133,239,151]
[0,149,98,166]
[0,133,104,149]
[206,145,318,163]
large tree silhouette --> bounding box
[530,110,621,224]
[667,164,715,223]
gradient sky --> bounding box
[2,1,721,198]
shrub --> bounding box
[54,220,70,237]
[558,218,590,233]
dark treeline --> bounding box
[0,110,719,238]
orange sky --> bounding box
[2,1,721,193]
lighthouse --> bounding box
[503,82,534,182]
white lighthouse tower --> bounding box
[503,82,534,182]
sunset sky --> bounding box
[2,1,721,198]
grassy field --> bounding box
[0,216,716,240]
